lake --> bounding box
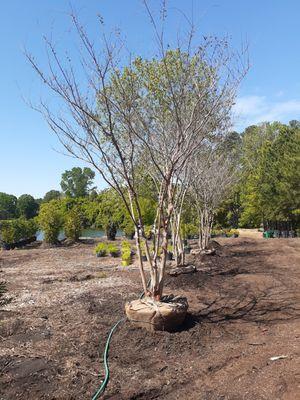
[36,228,124,241]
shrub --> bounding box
[121,240,132,265]
[0,221,15,244]
[107,243,119,257]
[64,207,83,241]
[0,218,38,245]
[211,229,225,237]
[38,200,64,244]
[94,242,107,257]
[167,244,173,252]
[140,241,146,257]
[150,243,162,256]
[121,249,132,266]
[144,225,152,239]
[182,223,199,239]
[226,229,239,237]
[121,240,131,251]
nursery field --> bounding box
[0,233,300,400]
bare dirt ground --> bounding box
[0,233,299,400]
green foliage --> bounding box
[144,225,152,239]
[17,194,39,219]
[239,122,300,228]
[211,229,223,237]
[0,218,38,244]
[61,167,95,198]
[121,240,131,250]
[121,249,132,266]
[214,191,241,229]
[121,240,132,265]
[140,241,146,256]
[38,200,64,244]
[94,242,107,257]
[150,243,162,256]
[226,229,239,237]
[107,243,119,257]
[167,244,173,253]
[43,190,61,203]
[85,188,124,239]
[122,221,135,239]
[64,206,83,241]
[211,228,239,237]
[181,223,199,239]
[0,192,17,220]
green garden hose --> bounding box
[91,280,150,399]
[91,317,126,400]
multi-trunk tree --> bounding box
[27,5,245,301]
[190,148,238,250]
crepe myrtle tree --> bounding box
[169,167,192,266]
[26,6,246,300]
[190,149,238,250]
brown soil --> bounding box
[0,234,299,399]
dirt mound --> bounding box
[165,270,208,289]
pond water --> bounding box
[36,228,124,241]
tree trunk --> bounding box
[134,225,148,296]
[199,207,213,250]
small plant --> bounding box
[140,241,148,260]
[121,240,132,265]
[181,223,199,239]
[229,229,239,237]
[94,242,107,257]
[121,249,132,266]
[223,228,239,237]
[144,225,152,239]
[150,243,162,257]
[121,240,131,251]
[107,243,120,257]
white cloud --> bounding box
[233,95,300,131]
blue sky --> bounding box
[1,0,300,198]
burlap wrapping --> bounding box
[125,296,188,332]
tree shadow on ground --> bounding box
[182,286,300,331]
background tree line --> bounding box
[0,119,299,246]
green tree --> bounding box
[64,206,83,241]
[61,167,95,198]
[93,189,124,240]
[0,192,18,220]
[43,190,61,202]
[239,122,300,228]
[38,200,64,244]
[17,194,39,219]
